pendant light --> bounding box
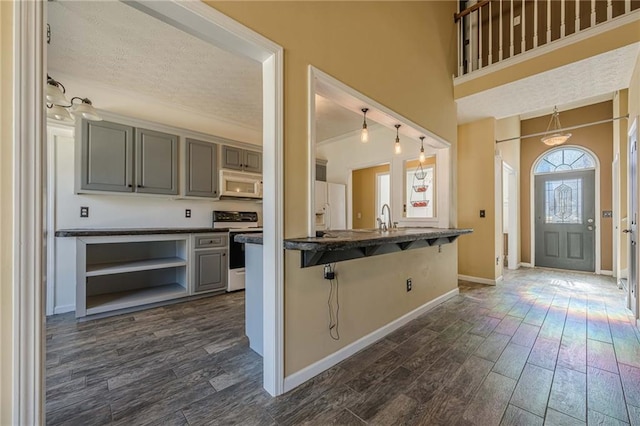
[45,74,102,122]
[360,108,369,143]
[71,98,102,121]
[541,106,571,146]
[394,124,402,154]
[418,136,426,163]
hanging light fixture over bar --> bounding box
[360,108,369,143]
[418,136,426,163]
[496,114,628,144]
[394,124,402,154]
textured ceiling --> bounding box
[315,95,367,143]
[47,1,263,132]
[456,43,640,124]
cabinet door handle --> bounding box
[128,184,132,188]
[222,253,226,256]
[137,184,143,188]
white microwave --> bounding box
[219,170,262,199]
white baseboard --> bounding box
[495,275,503,284]
[520,262,532,268]
[458,274,499,286]
[600,270,613,276]
[53,304,74,315]
[282,288,459,393]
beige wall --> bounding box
[211,1,459,375]
[352,164,389,229]
[520,101,614,271]
[458,118,498,281]
[630,50,640,122]
[0,1,13,422]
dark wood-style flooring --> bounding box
[46,268,640,425]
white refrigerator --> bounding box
[315,181,346,230]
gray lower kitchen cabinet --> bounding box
[192,233,228,293]
[221,145,262,174]
[185,138,218,197]
[81,120,134,192]
[135,128,178,195]
[193,249,228,293]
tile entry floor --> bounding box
[46,268,640,425]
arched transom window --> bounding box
[534,147,596,174]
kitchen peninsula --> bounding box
[235,227,473,355]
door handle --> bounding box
[623,229,633,233]
[587,226,594,231]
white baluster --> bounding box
[576,0,581,33]
[521,0,526,53]
[626,0,631,13]
[591,0,596,27]
[560,0,566,37]
[479,7,483,68]
[546,0,552,43]
[607,0,613,20]
[509,0,514,56]
[499,0,504,61]
[470,11,475,72]
[488,0,493,65]
[458,5,463,76]
[534,0,539,47]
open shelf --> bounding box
[86,257,187,276]
[86,282,187,315]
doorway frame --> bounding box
[529,145,601,274]
[502,161,519,270]
[12,1,284,422]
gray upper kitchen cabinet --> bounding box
[135,128,178,195]
[221,145,262,174]
[80,120,178,195]
[80,120,134,192]
[185,138,218,198]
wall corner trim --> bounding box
[457,274,500,286]
[282,288,459,393]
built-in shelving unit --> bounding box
[76,236,189,318]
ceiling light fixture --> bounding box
[46,74,102,122]
[394,124,402,154]
[360,108,369,143]
[541,106,571,146]
[419,136,426,163]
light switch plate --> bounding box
[480,210,486,218]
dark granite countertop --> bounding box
[234,227,473,251]
[55,228,230,237]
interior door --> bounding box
[535,169,596,272]
[628,130,637,318]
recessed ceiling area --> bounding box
[47,1,263,140]
[455,42,640,123]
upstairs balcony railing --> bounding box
[455,0,640,77]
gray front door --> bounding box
[535,170,596,272]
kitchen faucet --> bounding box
[379,203,392,231]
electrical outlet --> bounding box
[480,210,486,218]
[80,206,89,218]
[185,209,191,218]
[496,257,500,265]
[323,264,335,280]
[406,278,412,292]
